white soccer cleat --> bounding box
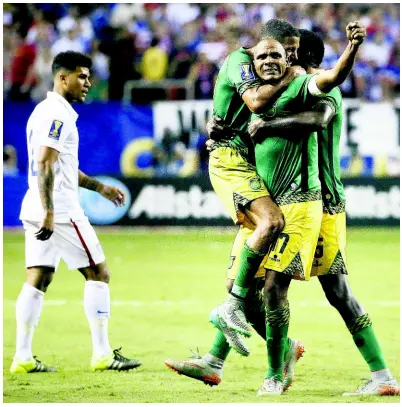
[283,339,305,392]
[257,377,284,396]
[342,377,400,396]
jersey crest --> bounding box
[240,63,255,81]
[48,120,63,140]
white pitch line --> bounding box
[2,300,400,307]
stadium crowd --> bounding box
[4,3,400,103]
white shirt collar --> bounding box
[46,91,79,122]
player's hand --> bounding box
[206,139,216,152]
[35,212,54,241]
[346,21,366,46]
[248,118,266,140]
[206,115,232,141]
[98,184,126,207]
[282,65,306,86]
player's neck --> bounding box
[52,86,73,105]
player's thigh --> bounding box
[209,146,269,224]
[51,218,106,270]
[23,220,61,269]
[227,225,267,280]
[311,211,347,277]
[264,200,323,281]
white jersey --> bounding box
[20,91,86,223]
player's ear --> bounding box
[59,72,68,84]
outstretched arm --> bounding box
[249,101,336,143]
[313,21,366,94]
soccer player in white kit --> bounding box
[11,51,141,373]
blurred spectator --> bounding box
[187,53,218,99]
[25,41,53,102]
[141,37,168,81]
[51,21,85,56]
[106,27,139,101]
[87,39,110,101]
[26,9,56,45]
[3,145,19,177]
[57,5,94,52]
[7,28,36,101]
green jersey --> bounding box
[253,74,321,205]
[213,48,263,159]
[316,88,346,213]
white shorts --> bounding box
[23,218,106,270]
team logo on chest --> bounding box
[48,120,64,140]
[240,63,256,81]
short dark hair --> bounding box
[298,29,325,69]
[261,19,300,42]
[51,51,92,76]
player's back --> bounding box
[20,91,85,223]
[213,48,261,154]
[316,87,345,213]
[253,74,321,203]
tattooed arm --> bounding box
[79,170,126,207]
[35,146,59,240]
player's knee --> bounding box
[256,215,284,243]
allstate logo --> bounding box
[79,176,131,225]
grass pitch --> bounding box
[3,227,400,403]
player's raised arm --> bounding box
[311,21,366,94]
[249,100,336,143]
[79,170,125,207]
[35,146,59,240]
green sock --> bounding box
[232,244,265,298]
[209,331,231,360]
[348,314,387,372]
[283,337,291,356]
[265,302,290,381]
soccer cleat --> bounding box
[165,349,222,386]
[10,356,56,373]
[257,377,284,396]
[282,339,305,392]
[209,308,250,357]
[91,347,142,372]
[342,378,400,396]
[210,301,252,337]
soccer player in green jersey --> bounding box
[247,29,399,397]
[200,20,305,356]
[207,21,305,350]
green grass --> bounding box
[3,227,400,403]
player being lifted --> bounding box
[11,51,141,373]
[166,21,306,390]
[247,28,399,397]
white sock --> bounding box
[371,368,393,382]
[84,281,112,359]
[15,283,45,361]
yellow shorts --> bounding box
[227,200,322,281]
[310,211,347,277]
[209,146,269,224]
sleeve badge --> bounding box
[48,120,64,140]
[240,63,256,81]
